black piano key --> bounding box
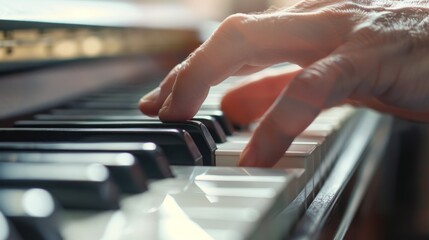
[15,120,217,166]
[0,152,147,193]
[0,142,173,179]
[0,189,61,240]
[0,163,120,210]
[192,116,228,142]
[49,108,234,136]
[34,113,232,143]
[0,212,22,240]
[47,109,235,136]
[196,110,234,136]
[66,101,137,109]
[0,128,203,166]
[66,98,223,109]
[36,114,157,121]
[50,109,144,116]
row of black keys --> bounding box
[0,81,238,239]
[0,114,235,207]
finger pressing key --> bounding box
[139,11,344,121]
[239,53,369,167]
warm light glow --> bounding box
[82,36,103,56]
[159,195,214,239]
[52,40,78,58]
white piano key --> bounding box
[62,166,302,240]
[223,135,323,192]
[215,141,317,205]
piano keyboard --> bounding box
[0,66,388,240]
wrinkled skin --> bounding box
[139,0,429,167]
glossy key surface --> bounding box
[14,120,217,166]
[0,163,120,210]
[0,189,62,240]
[0,142,173,179]
[0,128,203,166]
[0,152,147,193]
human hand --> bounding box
[139,0,429,167]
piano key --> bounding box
[50,109,145,115]
[190,115,228,142]
[216,142,317,170]
[66,99,222,110]
[66,101,139,109]
[216,142,318,205]
[48,108,235,137]
[0,211,22,240]
[0,152,147,194]
[198,110,233,134]
[0,128,203,166]
[225,136,324,187]
[14,120,218,166]
[62,166,305,240]
[0,142,173,179]
[0,189,62,240]
[0,162,120,210]
[36,113,231,140]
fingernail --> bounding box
[139,88,160,105]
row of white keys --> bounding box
[61,166,305,240]
[201,69,357,206]
[216,141,317,205]
[214,105,356,207]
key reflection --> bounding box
[23,189,55,217]
[159,195,213,240]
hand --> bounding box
[139,0,429,167]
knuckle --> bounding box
[400,32,419,55]
[218,13,250,36]
[223,13,249,27]
[326,1,357,12]
[212,13,254,61]
[352,24,384,43]
[262,114,290,137]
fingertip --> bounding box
[158,94,197,121]
[138,101,158,117]
[238,144,257,167]
[138,88,161,116]
[238,139,282,168]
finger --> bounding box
[239,53,372,167]
[157,14,256,121]
[139,64,181,116]
[221,66,302,125]
[141,11,349,121]
[232,64,270,76]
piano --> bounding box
[0,1,396,239]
